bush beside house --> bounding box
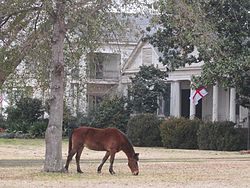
[160,118,247,151]
[127,113,162,147]
[87,96,131,133]
[0,97,47,138]
[160,117,201,149]
[0,96,247,151]
[197,121,247,151]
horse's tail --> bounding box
[68,129,74,154]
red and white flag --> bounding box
[190,87,208,105]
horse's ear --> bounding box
[134,153,139,161]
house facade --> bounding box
[84,36,249,127]
[1,15,249,127]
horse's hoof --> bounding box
[77,170,83,174]
[109,170,116,175]
[97,170,101,174]
[63,167,68,173]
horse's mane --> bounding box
[117,129,135,153]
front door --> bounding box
[181,89,190,118]
[181,89,202,119]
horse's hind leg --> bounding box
[109,152,116,175]
[64,148,78,172]
[97,151,110,173]
[76,146,84,173]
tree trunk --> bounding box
[44,1,66,172]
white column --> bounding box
[229,88,236,122]
[189,87,196,119]
[170,81,181,117]
[212,84,219,121]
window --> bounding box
[87,53,120,80]
[87,95,103,110]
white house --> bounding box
[1,15,249,128]
[83,31,249,127]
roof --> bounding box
[111,14,153,43]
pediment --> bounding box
[122,39,165,74]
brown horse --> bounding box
[64,126,139,175]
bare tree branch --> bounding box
[0,6,42,28]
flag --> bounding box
[190,87,208,105]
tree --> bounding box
[148,0,250,106]
[1,0,142,172]
[128,65,169,114]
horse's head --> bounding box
[128,153,139,175]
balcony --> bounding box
[88,70,119,82]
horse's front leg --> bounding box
[97,151,110,173]
[109,152,116,175]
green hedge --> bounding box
[160,117,201,149]
[197,121,247,151]
[160,118,247,151]
[127,113,162,147]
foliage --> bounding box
[0,0,145,88]
[6,97,44,124]
[148,0,250,106]
[128,65,169,114]
[62,112,90,137]
[88,96,131,133]
[0,115,6,129]
[5,97,44,134]
[160,117,201,149]
[197,121,247,151]
[0,0,146,172]
[127,113,162,147]
[29,120,48,138]
[237,70,250,108]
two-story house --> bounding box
[1,14,249,127]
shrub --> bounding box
[0,115,6,129]
[127,113,162,147]
[63,114,88,136]
[6,121,30,133]
[197,121,247,151]
[6,97,44,124]
[6,97,44,133]
[160,117,201,149]
[88,96,131,133]
[29,120,48,138]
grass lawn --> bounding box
[0,138,250,188]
